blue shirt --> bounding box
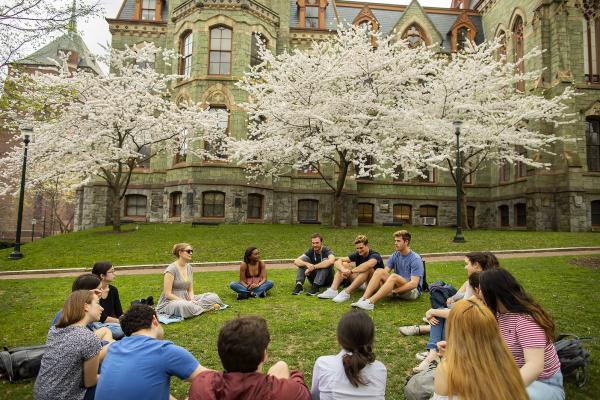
[95,335,199,400]
[387,250,424,293]
[348,250,384,269]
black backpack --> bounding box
[0,344,46,381]
[554,334,592,388]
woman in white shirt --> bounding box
[311,310,387,399]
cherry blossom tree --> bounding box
[415,40,574,228]
[233,26,444,226]
[0,43,223,231]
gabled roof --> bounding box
[117,0,169,21]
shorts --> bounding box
[392,287,420,300]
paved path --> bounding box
[1,247,599,280]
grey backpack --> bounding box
[0,344,46,381]
[404,361,437,400]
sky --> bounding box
[61,0,453,72]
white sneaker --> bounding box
[352,299,374,311]
[332,290,351,303]
[318,288,338,299]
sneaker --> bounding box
[292,282,304,295]
[318,288,339,299]
[352,299,374,311]
[237,293,249,300]
[415,351,428,361]
[307,285,320,296]
[332,290,351,303]
[399,325,421,336]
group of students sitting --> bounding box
[32,232,565,400]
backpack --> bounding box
[554,334,592,388]
[0,344,46,381]
[404,360,437,400]
[428,281,458,309]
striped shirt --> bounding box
[497,312,561,379]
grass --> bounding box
[0,224,599,271]
[0,255,598,399]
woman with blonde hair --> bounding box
[433,298,528,400]
[35,290,107,400]
[156,243,225,318]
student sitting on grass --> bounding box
[432,298,528,400]
[311,310,386,400]
[35,290,109,400]
[229,247,274,300]
[91,261,124,339]
[189,316,310,400]
[51,273,114,344]
[95,304,207,400]
[479,269,565,400]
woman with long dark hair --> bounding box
[91,261,124,339]
[432,298,528,400]
[229,247,274,300]
[311,310,386,399]
[479,269,564,400]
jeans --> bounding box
[229,280,274,297]
[426,317,445,351]
[91,322,125,340]
[527,370,565,400]
[295,266,333,287]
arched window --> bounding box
[587,117,600,171]
[206,106,229,159]
[393,204,412,224]
[514,203,526,227]
[457,27,469,51]
[592,200,600,226]
[203,191,225,217]
[450,13,477,52]
[250,33,267,67]
[298,199,318,222]
[582,2,600,83]
[357,203,374,224]
[497,30,507,62]
[420,205,437,225]
[125,194,147,217]
[512,16,525,92]
[170,192,182,218]
[180,31,193,78]
[209,26,232,75]
[247,194,264,219]
[499,205,509,227]
[403,24,427,47]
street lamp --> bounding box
[9,125,34,260]
[453,120,465,243]
[31,218,37,242]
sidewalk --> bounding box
[1,247,599,280]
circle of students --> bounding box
[34,230,565,400]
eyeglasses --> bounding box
[183,249,194,254]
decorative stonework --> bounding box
[352,6,380,32]
[584,101,600,116]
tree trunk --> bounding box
[461,185,470,229]
[110,187,121,232]
[332,159,350,227]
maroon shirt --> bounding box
[189,370,310,400]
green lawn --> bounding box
[0,224,599,271]
[0,255,598,399]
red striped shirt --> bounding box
[497,313,561,379]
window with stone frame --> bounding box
[393,204,412,224]
[592,200,600,226]
[202,191,225,218]
[457,27,469,51]
[357,203,374,224]
[125,194,147,217]
[497,30,507,62]
[414,167,435,183]
[298,199,319,222]
[141,0,156,20]
[170,192,182,218]
[516,146,528,178]
[467,205,475,228]
[512,16,525,92]
[250,33,267,67]
[205,107,228,159]
[499,161,510,182]
[209,26,232,75]
[514,203,526,227]
[247,193,264,219]
[581,2,600,83]
[499,205,509,227]
[419,205,437,218]
[464,161,474,184]
[586,117,600,171]
[305,6,319,29]
[403,24,427,48]
[180,31,193,79]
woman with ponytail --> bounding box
[311,310,386,399]
[479,269,564,400]
[432,298,528,400]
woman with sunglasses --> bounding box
[432,298,528,400]
[91,261,124,339]
[229,247,274,300]
[156,243,224,319]
[479,269,564,400]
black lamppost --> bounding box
[453,120,465,243]
[9,126,33,260]
[31,218,37,242]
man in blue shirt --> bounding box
[352,230,423,311]
[292,233,336,296]
[95,304,206,400]
[318,235,384,303]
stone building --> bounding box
[75,0,600,231]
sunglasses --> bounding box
[183,249,194,254]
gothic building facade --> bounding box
[74,0,600,231]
